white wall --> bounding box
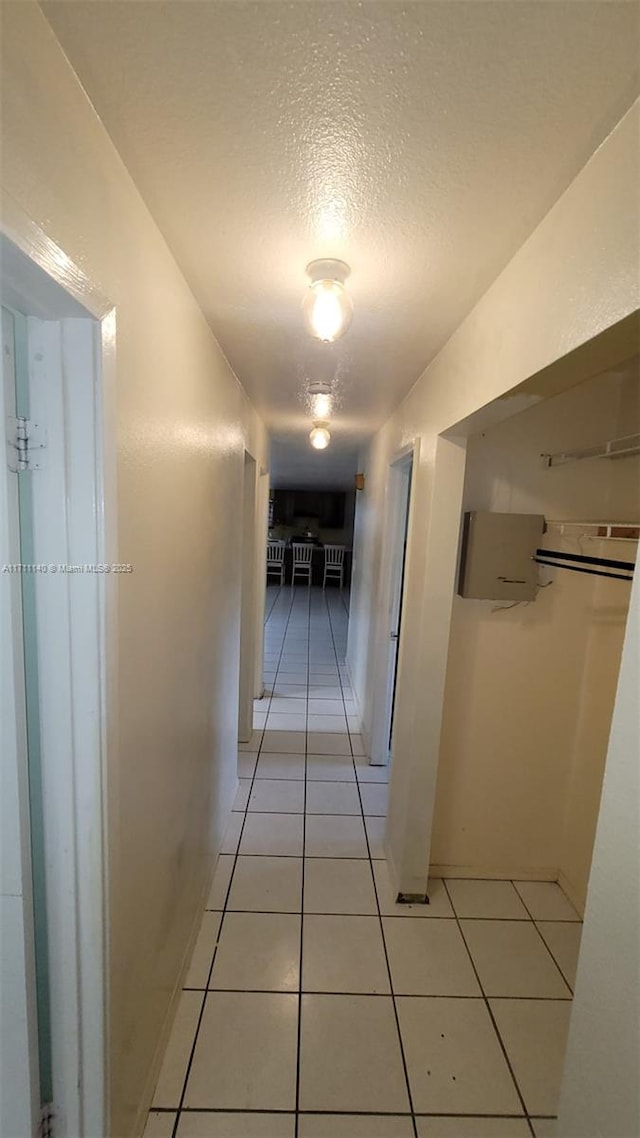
[1,6,267,1136]
[432,368,638,905]
[348,97,640,895]
[557,565,639,1138]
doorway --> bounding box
[238,450,257,743]
[0,232,112,1138]
[369,445,415,766]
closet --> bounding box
[433,359,639,913]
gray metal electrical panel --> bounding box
[457,511,545,601]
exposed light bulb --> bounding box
[307,281,347,342]
[309,423,331,450]
[302,259,353,343]
[311,391,332,419]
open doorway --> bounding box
[369,444,416,766]
[432,359,639,913]
[238,450,257,743]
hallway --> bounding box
[2,5,638,1136]
[146,588,581,1138]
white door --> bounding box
[370,451,414,765]
[386,460,413,752]
[238,450,257,742]
[1,305,41,1136]
[1,297,110,1136]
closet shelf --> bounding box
[544,520,640,542]
[543,433,640,468]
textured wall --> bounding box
[348,98,640,894]
[0,6,267,1135]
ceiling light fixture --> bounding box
[302,259,353,343]
[311,391,332,419]
[309,422,331,450]
[307,380,333,420]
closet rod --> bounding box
[534,558,633,582]
[536,548,636,572]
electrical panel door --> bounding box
[458,511,544,601]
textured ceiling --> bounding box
[43,0,640,488]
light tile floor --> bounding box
[147,587,581,1138]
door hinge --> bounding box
[7,416,46,472]
[38,1103,55,1138]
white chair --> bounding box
[291,542,313,586]
[323,544,345,588]
[266,540,285,586]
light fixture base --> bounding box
[306,258,351,285]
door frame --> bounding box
[253,465,270,700]
[1,305,40,1138]
[238,449,258,743]
[1,205,115,1138]
[369,439,419,765]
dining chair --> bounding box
[323,544,345,588]
[266,540,286,586]
[291,542,313,586]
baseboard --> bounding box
[430,863,560,883]
[132,854,217,1137]
[342,658,371,757]
[360,721,372,760]
[557,869,586,918]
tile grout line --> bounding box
[510,879,577,995]
[259,585,297,733]
[158,1106,552,1118]
[324,587,420,1138]
[355,763,420,1137]
[294,583,311,1136]
[248,582,297,746]
[263,584,281,626]
[182,986,572,1002]
[169,586,299,1137]
[258,584,301,760]
[441,878,537,1137]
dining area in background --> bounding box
[266,485,355,588]
[266,539,349,588]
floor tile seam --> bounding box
[168,1108,549,1118]
[322,590,358,764]
[508,878,576,994]
[168,589,297,1134]
[295,586,312,1137]
[171,666,277,1132]
[263,586,283,626]
[252,774,357,782]
[258,587,299,757]
[511,880,582,909]
[338,624,418,1138]
[440,879,534,1134]
[167,1108,413,1117]
[204,902,581,942]
[181,985,573,1001]
[241,809,376,817]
